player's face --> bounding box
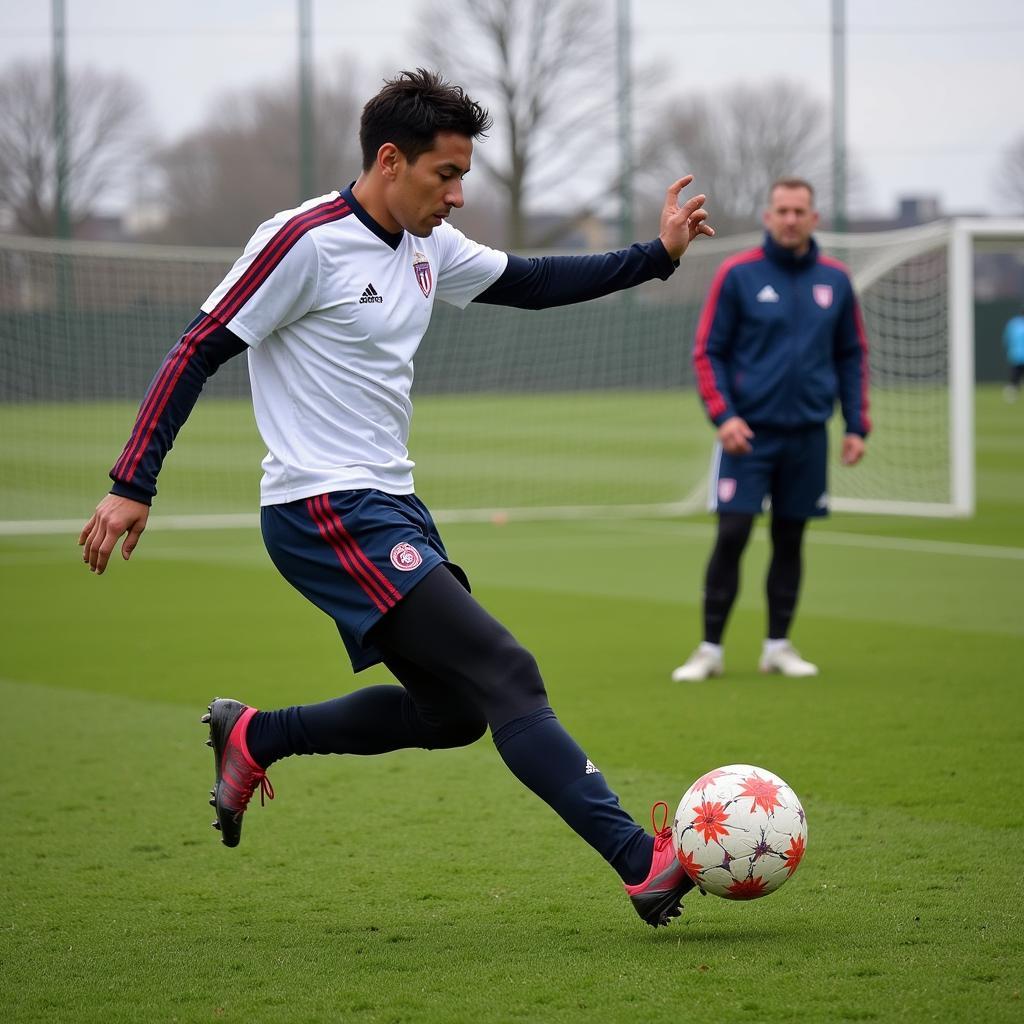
[763,186,819,254]
[391,132,473,237]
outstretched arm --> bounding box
[474,176,714,310]
[79,314,247,573]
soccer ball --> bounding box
[671,764,807,900]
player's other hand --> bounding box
[659,175,715,261]
[718,416,754,455]
[79,494,150,574]
[841,434,866,466]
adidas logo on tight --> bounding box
[585,759,600,775]
[360,283,383,304]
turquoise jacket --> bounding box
[1004,315,1024,365]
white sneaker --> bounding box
[671,644,724,683]
[758,642,818,678]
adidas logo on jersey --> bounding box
[585,759,601,775]
[756,284,780,303]
[359,283,383,304]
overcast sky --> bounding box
[3,0,1023,217]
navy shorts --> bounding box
[708,424,829,519]
[261,490,469,672]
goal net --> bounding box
[0,220,1015,531]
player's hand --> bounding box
[658,175,715,261]
[78,494,150,575]
[717,416,754,455]
[841,434,866,466]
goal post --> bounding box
[2,218,1023,532]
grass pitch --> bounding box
[1,387,1022,1022]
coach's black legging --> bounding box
[766,515,807,640]
[246,564,655,884]
[702,512,807,643]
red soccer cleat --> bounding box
[201,698,274,848]
[624,801,695,927]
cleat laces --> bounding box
[223,757,274,811]
[650,800,673,853]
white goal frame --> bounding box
[814,218,1024,518]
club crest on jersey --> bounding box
[718,478,737,503]
[390,542,423,572]
[412,252,432,298]
[813,284,833,309]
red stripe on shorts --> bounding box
[306,494,401,614]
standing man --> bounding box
[1003,304,1024,402]
[672,178,869,683]
[79,70,715,928]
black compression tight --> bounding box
[766,516,807,640]
[702,512,754,644]
[702,513,808,643]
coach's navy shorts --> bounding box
[260,490,469,672]
[708,424,829,519]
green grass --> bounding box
[1,387,1023,1022]
[0,384,980,520]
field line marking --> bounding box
[2,513,1022,562]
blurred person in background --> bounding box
[672,178,870,683]
[1003,304,1024,402]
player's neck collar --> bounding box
[763,232,818,269]
[340,184,405,250]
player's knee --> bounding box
[469,634,548,723]
[770,516,806,557]
[715,513,754,557]
[498,636,547,701]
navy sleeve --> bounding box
[472,239,676,310]
[833,281,872,438]
[694,265,741,426]
[108,313,248,504]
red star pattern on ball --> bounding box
[784,834,806,877]
[692,799,731,844]
[727,876,768,900]
[691,768,728,792]
[738,773,784,815]
[676,847,702,882]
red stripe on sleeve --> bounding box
[112,315,221,481]
[693,248,763,420]
[210,199,350,325]
[818,255,871,434]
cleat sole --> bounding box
[204,697,255,850]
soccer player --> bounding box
[79,70,714,927]
[672,177,870,683]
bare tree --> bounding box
[994,133,1024,214]
[150,67,363,247]
[639,80,833,236]
[416,0,622,248]
[0,60,149,236]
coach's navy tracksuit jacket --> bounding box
[693,233,871,437]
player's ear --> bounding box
[378,143,401,181]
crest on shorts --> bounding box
[718,478,737,503]
[390,542,423,572]
[813,284,833,309]
[412,252,432,298]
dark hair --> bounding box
[769,177,816,204]
[359,68,492,170]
